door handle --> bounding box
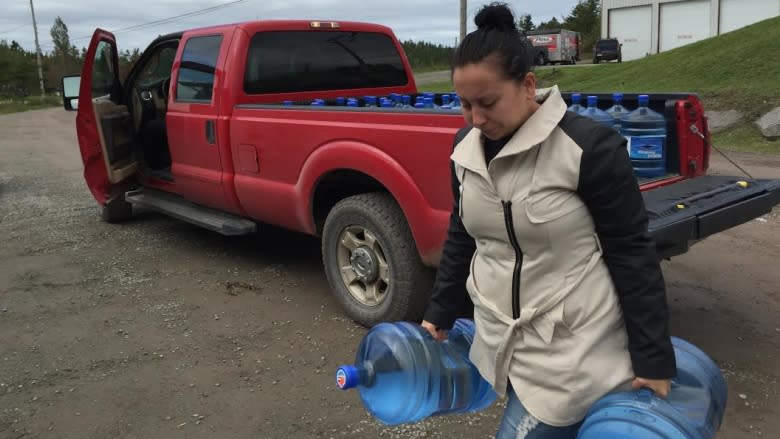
[205,120,215,144]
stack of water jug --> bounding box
[337,319,728,439]
[569,92,667,179]
[283,92,462,110]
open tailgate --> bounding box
[645,175,780,258]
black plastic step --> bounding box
[125,188,256,236]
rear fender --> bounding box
[296,141,448,266]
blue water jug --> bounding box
[577,336,728,439]
[606,92,629,130]
[568,92,585,114]
[621,94,667,178]
[581,95,615,129]
[336,318,496,425]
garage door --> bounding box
[608,6,652,61]
[720,0,780,34]
[659,0,711,52]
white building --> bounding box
[601,0,780,61]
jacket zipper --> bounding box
[501,200,522,319]
[458,168,467,219]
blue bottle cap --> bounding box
[638,94,649,106]
[571,92,581,102]
[613,92,623,101]
[414,102,425,108]
[587,95,598,107]
[336,365,360,389]
[402,95,411,104]
[336,97,346,105]
[282,100,293,106]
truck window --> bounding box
[137,46,177,86]
[244,31,408,94]
[92,41,117,99]
[176,35,222,102]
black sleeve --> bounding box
[575,120,676,379]
[422,127,476,330]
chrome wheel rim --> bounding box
[336,225,390,306]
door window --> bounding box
[92,40,117,99]
[176,35,223,102]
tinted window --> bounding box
[176,35,222,102]
[137,45,177,86]
[597,40,619,50]
[244,31,408,94]
[92,40,117,98]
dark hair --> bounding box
[452,2,534,82]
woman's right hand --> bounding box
[421,320,448,341]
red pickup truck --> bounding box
[62,20,780,327]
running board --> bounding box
[125,188,256,236]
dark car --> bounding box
[593,38,622,63]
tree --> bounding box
[562,0,601,52]
[536,17,562,31]
[49,16,81,86]
[0,39,38,97]
[518,14,535,34]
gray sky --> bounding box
[1,0,581,53]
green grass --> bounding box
[419,16,780,154]
[711,123,779,154]
[0,95,61,114]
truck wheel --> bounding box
[322,192,433,327]
[535,53,546,66]
[100,195,133,223]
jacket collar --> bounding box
[451,85,567,176]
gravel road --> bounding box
[0,108,778,438]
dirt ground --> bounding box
[0,108,778,439]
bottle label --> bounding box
[627,135,665,159]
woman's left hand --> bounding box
[632,377,671,398]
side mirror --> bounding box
[61,75,81,111]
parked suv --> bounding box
[593,38,622,63]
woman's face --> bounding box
[453,59,539,140]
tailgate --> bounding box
[644,176,780,258]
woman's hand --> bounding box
[421,320,448,341]
[632,377,671,398]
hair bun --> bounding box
[474,3,518,33]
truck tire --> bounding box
[535,53,546,66]
[322,192,433,327]
[100,195,133,223]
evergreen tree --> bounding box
[518,14,535,34]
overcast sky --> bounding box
[1,0,581,53]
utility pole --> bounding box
[29,0,46,97]
[460,0,467,44]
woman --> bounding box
[421,3,676,438]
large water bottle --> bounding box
[577,337,728,439]
[568,92,585,113]
[606,92,629,130]
[621,94,667,178]
[581,95,615,129]
[336,318,496,425]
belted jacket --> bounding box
[423,86,676,426]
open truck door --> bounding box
[75,29,138,208]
